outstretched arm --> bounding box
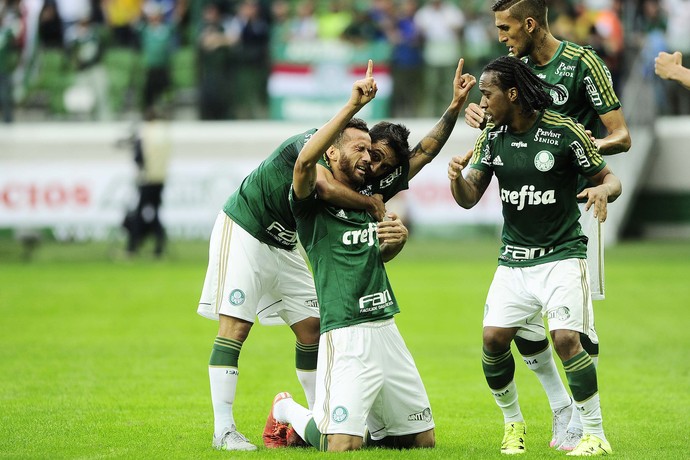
[448,150,491,209]
[656,51,690,90]
[293,60,377,200]
[408,59,477,179]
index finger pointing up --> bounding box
[366,59,373,78]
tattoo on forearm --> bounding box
[411,111,456,159]
[466,169,490,196]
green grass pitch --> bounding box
[1,237,688,459]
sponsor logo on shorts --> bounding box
[305,299,319,308]
[332,406,348,423]
[548,306,571,321]
[534,150,555,172]
[229,289,245,306]
[408,407,433,423]
[225,369,238,375]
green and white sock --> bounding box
[209,336,242,436]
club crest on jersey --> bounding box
[534,150,555,172]
[550,84,569,106]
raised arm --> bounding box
[448,149,491,209]
[408,59,477,179]
[293,60,377,199]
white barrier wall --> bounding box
[0,119,685,241]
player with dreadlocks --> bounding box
[467,2,632,450]
[448,56,621,457]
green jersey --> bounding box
[523,41,621,195]
[317,157,411,202]
[523,41,620,137]
[470,110,606,267]
[224,129,317,250]
[290,190,399,334]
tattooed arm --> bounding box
[447,150,491,209]
[408,59,476,180]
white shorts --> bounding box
[485,259,599,344]
[197,212,319,326]
[312,319,434,439]
[579,204,605,300]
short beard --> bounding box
[337,156,365,189]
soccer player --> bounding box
[655,50,690,90]
[197,59,475,450]
[263,60,436,452]
[449,55,621,456]
[464,0,631,450]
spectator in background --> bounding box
[0,1,20,123]
[65,16,111,120]
[316,0,352,41]
[634,0,668,113]
[55,0,93,45]
[136,2,176,111]
[196,1,235,120]
[269,0,291,48]
[386,0,424,117]
[100,0,143,48]
[125,107,171,258]
[289,0,318,41]
[226,0,269,119]
[38,0,65,48]
[341,4,380,45]
[661,0,690,113]
[414,0,465,117]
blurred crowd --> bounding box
[0,0,688,123]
